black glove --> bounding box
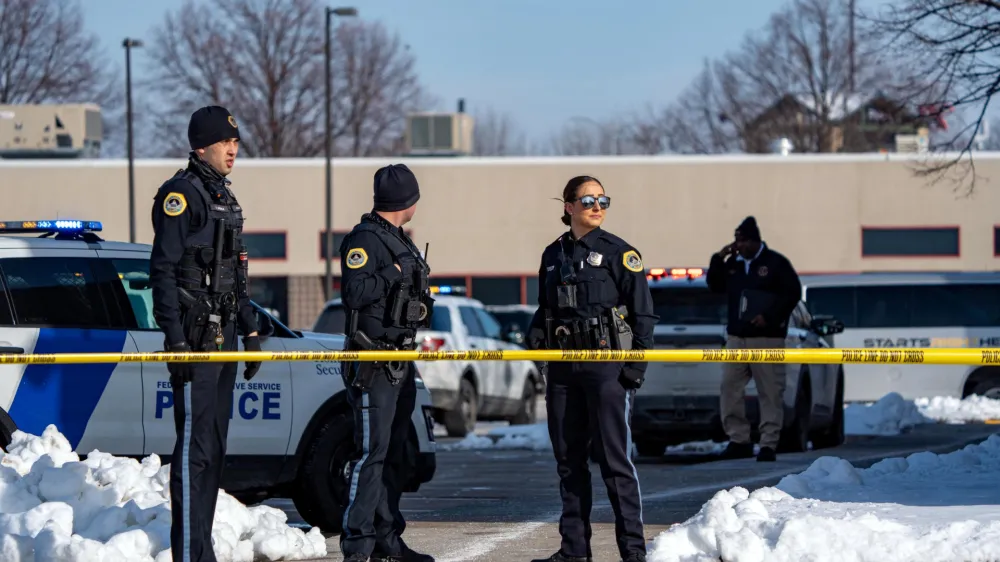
[243,335,262,381]
[165,341,194,383]
[620,364,644,390]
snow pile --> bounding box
[648,434,1000,562]
[444,423,553,452]
[915,395,1000,424]
[844,392,931,436]
[0,424,326,562]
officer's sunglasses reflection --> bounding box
[574,195,611,210]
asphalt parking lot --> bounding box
[265,419,1000,562]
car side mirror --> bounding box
[809,315,844,336]
[256,310,276,338]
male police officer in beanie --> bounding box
[338,163,435,562]
[150,105,262,562]
[706,216,801,462]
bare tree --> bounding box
[143,0,431,158]
[0,0,122,155]
[865,0,1000,190]
[644,0,922,155]
[549,116,639,156]
[471,107,529,156]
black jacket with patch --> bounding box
[706,244,802,339]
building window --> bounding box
[250,276,289,325]
[861,227,959,257]
[244,232,287,260]
[470,276,521,305]
[319,229,416,260]
[525,276,539,306]
[429,276,468,295]
[994,226,1000,256]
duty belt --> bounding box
[545,307,632,351]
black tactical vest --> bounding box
[343,217,431,333]
[168,169,247,301]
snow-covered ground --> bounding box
[0,425,326,562]
[442,393,1000,454]
[648,433,1000,562]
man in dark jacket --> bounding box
[706,216,801,462]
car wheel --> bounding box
[509,377,538,425]
[634,439,666,458]
[293,411,354,533]
[778,375,811,453]
[812,369,845,449]
[970,376,1000,399]
[444,378,478,437]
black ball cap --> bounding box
[188,105,241,150]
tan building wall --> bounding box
[2,152,999,325]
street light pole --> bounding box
[123,37,143,244]
[324,6,358,302]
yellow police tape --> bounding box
[0,347,998,365]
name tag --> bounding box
[210,205,227,212]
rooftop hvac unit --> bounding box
[0,103,103,159]
[405,112,474,156]
[895,132,928,154]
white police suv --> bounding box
[0,220,436,532]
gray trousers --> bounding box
[720,335,787,449]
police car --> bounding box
[314,289,544,437]
[632,267,846,456]
[0,220,436,533]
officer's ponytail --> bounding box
[561,175,603,226]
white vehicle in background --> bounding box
[313,288,543,437]
[800,272,1000,402]
[631,267,846,457]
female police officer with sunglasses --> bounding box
[527,175,658,562]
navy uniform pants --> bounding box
[168,323,238,562]
[546,361,645,560]
[340,362,417,558]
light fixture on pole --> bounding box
[324,6,358,302]
[122,37,144,244]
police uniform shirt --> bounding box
[149,167,258,345]
[531,227,658,382]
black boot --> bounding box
[622,552,646,562]
[719,441,754,459]
[372,543,435,562]
[344,554,370,562]
[530,551,592,562]
[757,446,776,462]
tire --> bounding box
[509,377,538,425]
[778,375,811,453]
[812,369,845,449]
[969,376,1000,399]
[292,411,355,533]
[444,378,478,437]
[634,439,666,458]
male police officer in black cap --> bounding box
[150,105,262,562]
[338,164,435,562]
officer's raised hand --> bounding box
[243,332,261,380]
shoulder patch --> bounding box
[622,250,643,273]
[345,248,369,269]
[163,192,187,216]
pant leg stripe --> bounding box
[182,382,193,562]
[624,390,643,525]
[342,392,371,536]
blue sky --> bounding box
[84,0,802,142]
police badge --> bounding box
[587,252,603,266]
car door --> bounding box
[457,305,498,401]
[472,307,522,402]
[96,253,293,458]
[0,252,144,455]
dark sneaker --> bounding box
[757,446,776,462]
[720,441,754,459]
[530,551,592,562]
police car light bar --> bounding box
[0,220,103,233]
[430,285,467,295]
[647,267,704,281]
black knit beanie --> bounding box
[188,106,240,150]
[373,164,420,212]
[735,216,761,241]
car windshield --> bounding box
[650,285,728,325]
[313,303,452,334]
[490,310,535,330]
